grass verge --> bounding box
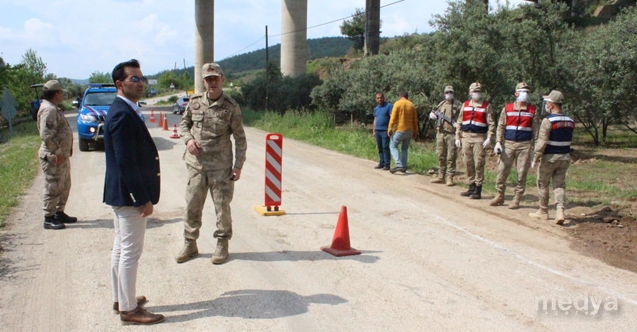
[0,121,41,227]
[243,109,637,212]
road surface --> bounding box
[0,108,636,331]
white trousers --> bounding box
[110,206,147,312]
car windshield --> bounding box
[182,98,189,103]
[84,92,117,106]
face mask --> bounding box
[544,103,552,113]
[445,93,453,100]
[471,92,481,101]
[516,91,528,103]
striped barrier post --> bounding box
[254,133,286,216]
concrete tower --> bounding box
[281,0,307,77]
[364,0,380,56]
[194,0,214,93]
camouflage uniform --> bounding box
[530,91,573,224]
[492,101,541,207]
[433,98,463,183]
[37,99,73,217]
[179,92,247,241]
[455,86,495,190]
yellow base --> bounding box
[253,205,286,216]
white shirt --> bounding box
[117,95,143,119]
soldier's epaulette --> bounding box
[223,94,239,108]
[189,93,203,100]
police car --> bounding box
[76,83,117,151]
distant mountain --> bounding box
[70,78,89,84]
[148,37,353,79]
[218,36,353,75]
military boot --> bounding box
[489,192,505,206]
[211,239,229,265]
[175,239,198,263]
[43,215,65,230]
[431,176,445,184]
[528,209,549,220]
[55,211,77,223]
[555,208,565,225]
[469,185,482,199]
[446,176,455,187]
[508,194,521,210]
[461,183,476,197]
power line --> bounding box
[220,0,407,60]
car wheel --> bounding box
[172,106,178,114]
[79,138,89,152]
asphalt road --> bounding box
[0,108,636,331]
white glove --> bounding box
[531,160,536,169]
[452,122,458,128]
[429,112,437,120]
[493,142,502,154]
[455,139,461,148]
[482,138,491,149]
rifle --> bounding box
[433,110,457,129]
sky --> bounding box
[0,0,527,80]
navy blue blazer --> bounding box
[103,97,160,207]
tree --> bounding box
[340,8,366,51]
[89,71,112,83]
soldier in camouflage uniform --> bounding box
[429,85,463,186]
[529,90,574,225]
[490,82,541,209]
[176,63,247,265]
[455,82,495,199]
[36,80,77,230]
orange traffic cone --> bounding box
[149,108,155,123]
[157,112,163,127]
[162,117,169,131]
[321,206,361,257]
[170,124,179,139]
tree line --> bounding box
[308,0,637,145]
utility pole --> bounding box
[265,25,269,111]
[364,0,380,56]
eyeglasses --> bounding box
[124,76,147,84]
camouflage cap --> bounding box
[543,90,564,104]
[43,80,65,92]
[202,63,224,78]
[469,82,482,92]
[444,85,454,93]
[516,82,531,92]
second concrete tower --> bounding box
[280,0,307,77]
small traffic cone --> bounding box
[321,206,361,257]
[170,124,179,139]
[157,112,164,127]
[162,117,169,131]
[149,108,155,123]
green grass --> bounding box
[0,121,41,227]
[243,109,637,211]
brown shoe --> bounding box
[175,239,198,263]
[211,239,229,265]
[120,306,165,325]
[431,177,444,184]
[113,295,148,314]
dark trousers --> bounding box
[375,130,391,167]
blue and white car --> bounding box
[76,83,117,151]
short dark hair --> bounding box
[375,92,384,97]
[399,91,409,99]
[112,59,140,83]
[42,89,59,101]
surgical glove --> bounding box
[482,138,491,149]
[531,160,536,169]
[493,142,502,154]
[429,112,437,120]
[452,122,458,128]
[455,139,461,148]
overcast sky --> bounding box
[0,0,527,79]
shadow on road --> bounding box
[0,233,41,281]
[218,250,381,264]
[153,137,180,151]
[67,217,181,230]
[148,289,347,323]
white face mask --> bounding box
[471,92,481,101]
[445,93,453,100]
[516,91,528,103]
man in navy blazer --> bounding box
[103,59,164,325]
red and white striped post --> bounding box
[254,133,286,216]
